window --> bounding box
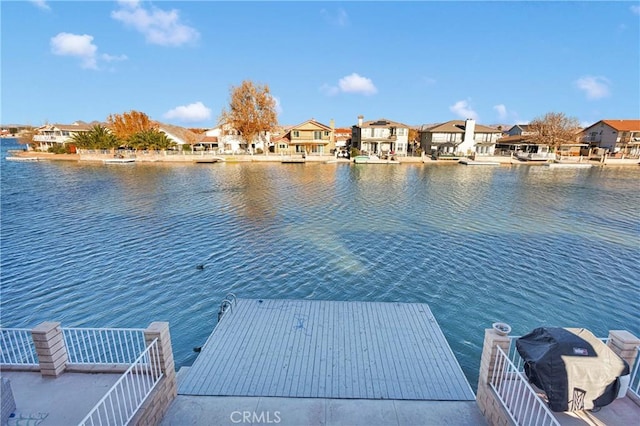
[324,131,330,136]
[314,131,323,139]
[293,130,300,138]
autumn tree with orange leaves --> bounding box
[219,80,278,152]
[107,110,158,141]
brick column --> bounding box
[32,322,67,377]
[144,322,177,398]
[607,330,640,372]
[476,328,511,419]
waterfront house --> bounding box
[418,119,502,157]
[582,119,640,158]
[507,124,535,137]
[31,122,93,152]
[351,116,410,156]
[157,123,199,150]
[278,118,334,156]
[333,126,352,154]
[203,124,270,154]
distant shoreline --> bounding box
[5,149,640,167]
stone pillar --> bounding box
[32,322,67,377]
[607,330,640,372]
[476,328,511,420]
[144,322,177,398]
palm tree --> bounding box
[72,125,119,151]
[128,129,176,151]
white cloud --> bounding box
[339,73,378,95]
[631,5,640,15]
[163,102,211,122]
[320,73,377,96]
[50,33,98,69]
[112,1,200,47]
[449,100,478,120]
[101,53,128,62]
[50,33,127,70]
[493,104,508,120]
[30,0,50,11]
[319,83,340,96]
[575,75,611,100]
[320,8,349,27]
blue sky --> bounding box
[2,1,639,128]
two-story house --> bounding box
[278,119,334,155]
[582,119,640,157]
[203,124,270,154]
[351,116,410,156]
[419,119,502,157]
[32,122,93,152]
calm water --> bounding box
[1,138,639,390]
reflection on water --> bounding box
[1,140,639,390]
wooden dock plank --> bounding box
[178,298,475,401]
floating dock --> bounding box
[178,298,475,401]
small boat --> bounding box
[5,156,39,162]
[516,152,555,162]
[194,158,220,164]
[459,158,500,166]
[103,158,135,164]
[354,155,399,164]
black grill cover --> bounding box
[516,327,629,412]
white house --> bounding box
[582,119,640,156]
[32,122,93,151]
[203,125,270,154]
[351,116,410,156]
[419,119,502,157]
[157,123,198,150]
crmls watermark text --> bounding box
[230,411,281,424]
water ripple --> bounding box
[1,143,639,390]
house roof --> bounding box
[598,120,640,132]
[289,119,332,131]
[38,123,94,132]
[158,123,199,144]
[198,136,218,143]
[357,118,410,128]
[508,124,531,132]
[424,120,501,134]
[495,135,529,144]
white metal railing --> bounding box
[491,346,560,426]
[0,328,39,366]
[63,328,146,365]
[78,338,163,426]
[630,345,640,399]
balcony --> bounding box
[33,135,67,143]
[1,322,175,426]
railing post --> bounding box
[144,322,176,397]
[32,322,67,377]
[607,330,640,371]
[476,328,511,421]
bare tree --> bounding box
[219,80,278,153]
[527,112,581,151]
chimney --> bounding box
[463,118,476,144]
[358,115,364,127]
